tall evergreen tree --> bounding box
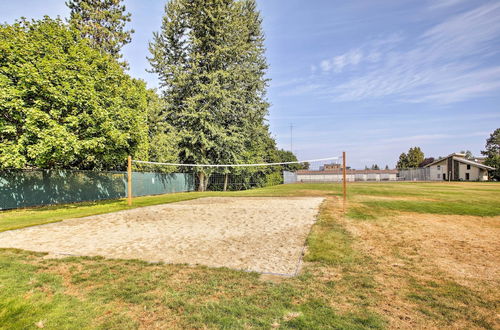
[407,147,425,168]
[146,89,179,165]
[396,153,409,169]
[397,147,424,169]
[149,0,273,190]
[67,0,133,58]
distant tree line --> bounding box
[363,164,390,170]
[0,0,301,188]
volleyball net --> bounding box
[127,155,344,200]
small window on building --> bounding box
[467,164,471,170]
[437,165,441,170]
[437,173,441,179]
[466,173,470,180]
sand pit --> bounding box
[0,197,324,275]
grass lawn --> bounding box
[0,182,499,328]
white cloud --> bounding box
[403,66,500,104]
[370,33,405,48]
[421,2,500,57]
[320,59,331,72]
[366,51,381,63]
[304,2,500,104]
[320,49,364,73]
[428,0,468,10]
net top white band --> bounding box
[132,156,340,167]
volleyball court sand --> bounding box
[0,197,324,275]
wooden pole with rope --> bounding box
[127,155,132,206]
[342,151,347,202]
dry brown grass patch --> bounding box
[343,211,500,328]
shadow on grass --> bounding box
[407,277,496,329]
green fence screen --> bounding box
[131,172,195,197]
[0,170,195,210]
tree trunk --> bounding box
[204,173,209,191]
[198,172,205,192]
[223,173,228,191]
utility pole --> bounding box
[290,123,294,152]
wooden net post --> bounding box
[127,155,132,206]
[342,151,347,202]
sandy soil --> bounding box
[0,197,324,275]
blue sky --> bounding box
[2,0,499,168]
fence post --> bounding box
[342,151,347,202]
[127,155,132,206]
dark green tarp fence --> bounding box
[0,170,195,210]
[131,172,195,197]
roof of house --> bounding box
[424,153,495,170]
[453,157,495,170]
[297,169,398,175]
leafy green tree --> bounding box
[407,147,424,168]
[396,153,409,169]
[67,0,133,58]
[275,149,302,172]
[481,128,500,180]
[397,147,424,169]
[149,0,273,190]
[146,89,179,165]
[0,18,148,170]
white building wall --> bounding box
[380,173,397,181]
[429,160,447,181]
[366,173,380,181]
[355,174,366,181]
[428,160,490,181]
[457,163,488,181]
[297,173,397,182]
[380,173,398,181]
[297,174,342,182]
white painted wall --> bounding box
[457,163,488,181]
[296,173,397,182]
[381,173,396,181]
[428,160,447,181]
[429,159,489,181]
